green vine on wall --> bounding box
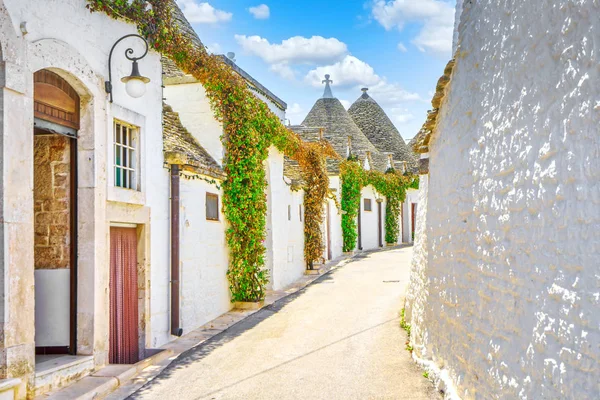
[340,160,418,251]
[87,0,338,302]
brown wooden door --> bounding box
[326,202,332,260]
[378,201,383,247]
[411,203,417,241]
[109,227,139,364]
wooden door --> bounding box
[326,202,332,260]
[109,227,139,364]
[378,201,383,247]
[411,203,417,241]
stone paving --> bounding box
[123,247,440,400]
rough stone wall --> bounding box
[34,135,70,270]
[407,1,600,398]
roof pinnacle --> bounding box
[361,87,369,99]
[322,74,334,99]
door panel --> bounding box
[109,227,139,364]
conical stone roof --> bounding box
[348,88,418,171]
[302,83,388,173]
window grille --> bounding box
[114,121,138,190]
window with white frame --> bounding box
[114,121,139,190]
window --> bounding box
[299,204,303,221]
[364,198,372,212]
[288,205,291,221]
[114,121,139,190]
[206,193,219,221]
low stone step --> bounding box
[34,355,94,397]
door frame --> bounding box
[69,137,78,355]
[32,132,78,356]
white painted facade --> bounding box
[407,1,600,398]
[265,147,306,290]
[401,188,419,244]
[326,176,344,261]
[0,0,164,396]
[163,81,224,165]
[178,177,230,335]
[359,185,384,251]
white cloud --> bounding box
[206,43,221,54]
[234,35,348,65]
[397,42,408,52]
[248,4,270,19]
[305,56,421,114]
[305,56,381,88]
[340,100,351,110]
[176,0,232,24]
[368,81,422,106]
[391,109,415,123]
[371,0,455,55]
[270,63,295,80]
[286,103,305,124]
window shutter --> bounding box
[206,193,219,221]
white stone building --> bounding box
[290,81,419,256]
[406,0,600,398]
[0,0,165,397]
[160,2,307,337]
[0,0,304,397]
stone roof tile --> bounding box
[348,89,418,172]
[163,103,225,179]
[301,98,388,173]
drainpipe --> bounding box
[170,164,183,337]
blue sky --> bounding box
[176,0,457,141]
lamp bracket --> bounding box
[105,34,149,103]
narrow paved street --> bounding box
[130,247,438,400]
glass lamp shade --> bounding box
[123,77,148,98]
[121,59,150,99]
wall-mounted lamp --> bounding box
[105,34,150,103]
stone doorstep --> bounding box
[37,349,172,400]
[0,378,22,400]
[43,250,369,400]
[34,356,95,397]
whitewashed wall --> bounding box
[251,89,285,121]
[327,177,344,260]
[265,147,305,290]
[179,177,230,333]
[0,0,164,373]
[403,188,419,244]
[359,185,383,251]
[407,1,600,398]
[164,82,224,166]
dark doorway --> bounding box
[411,203,417,241]
[33,69,79,356]
[326,202,332,260]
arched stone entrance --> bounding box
[33,69,79,357]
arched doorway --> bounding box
[33,69,78,356]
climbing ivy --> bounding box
[340,160,417,251]
[87,0,339,302]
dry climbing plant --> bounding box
[87,0,339,302]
